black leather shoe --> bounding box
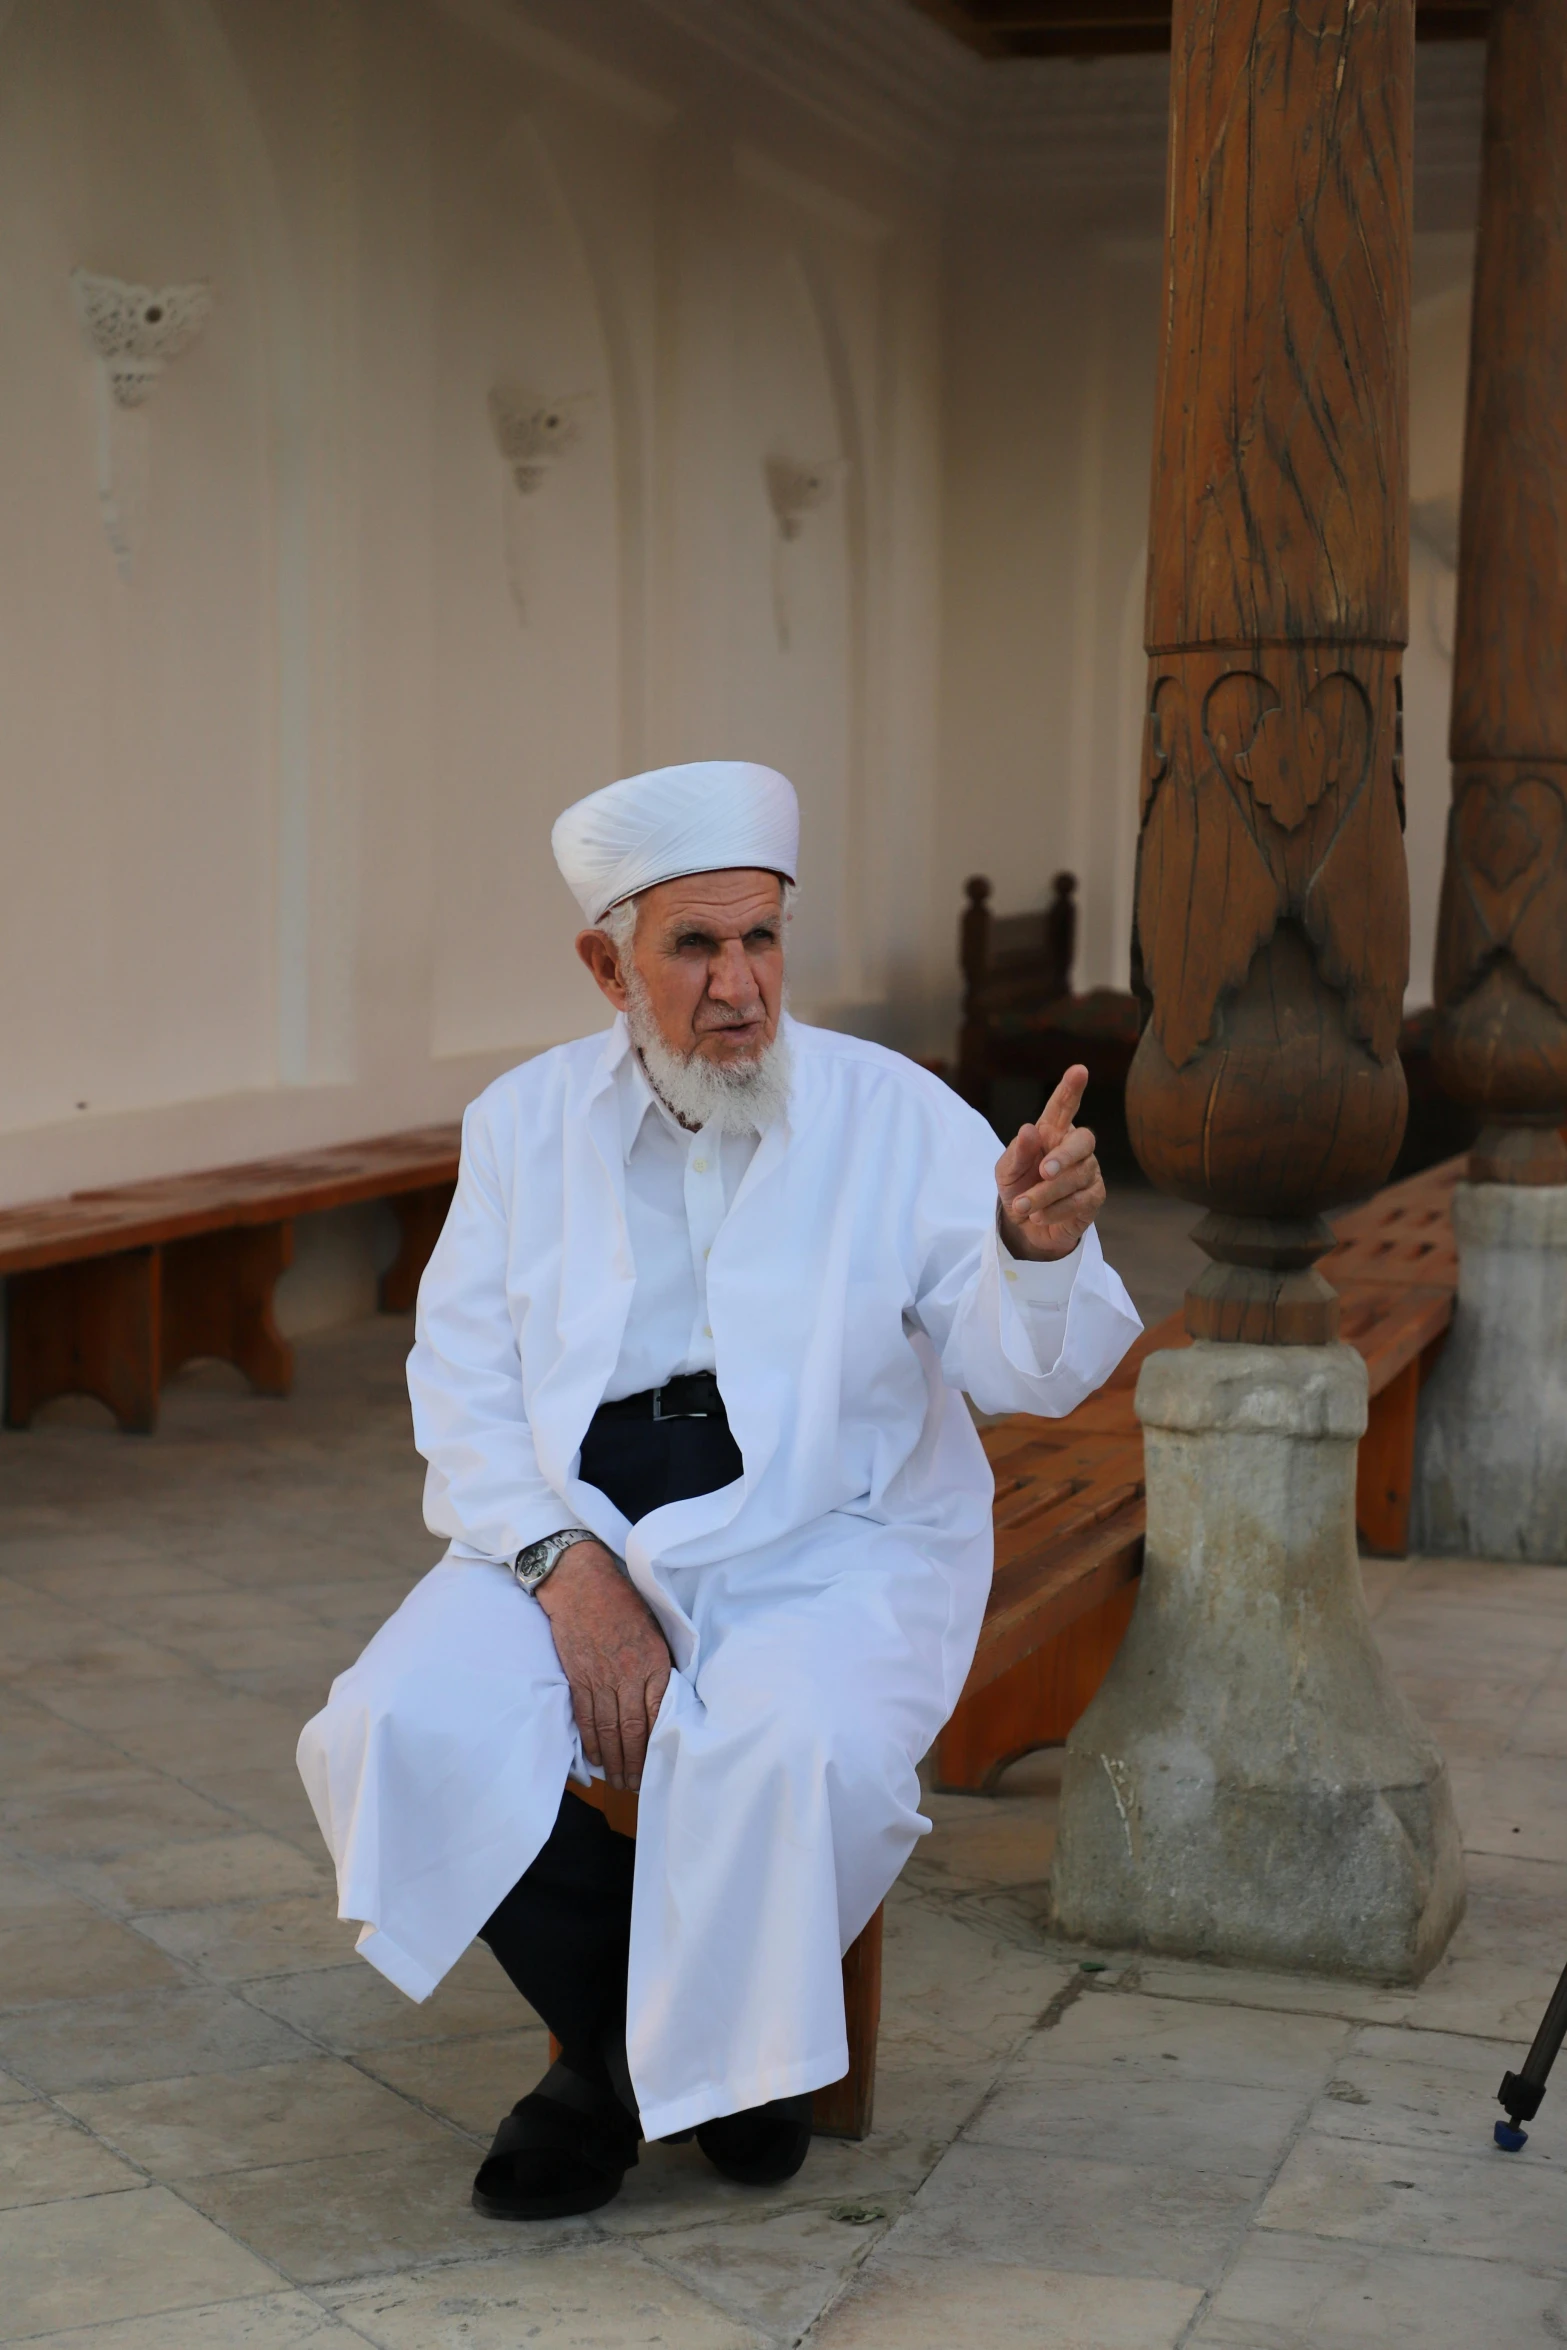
[472,2061,639,2220]
[695,2092,813,2185]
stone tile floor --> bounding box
[1,1301,1564,2346]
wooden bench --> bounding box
[0,1129,460,1434]
[932,1156,1466,1793]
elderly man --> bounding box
[299,760,1140,2222]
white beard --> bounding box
[623,972,793,1137]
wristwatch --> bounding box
[511,1527,598,1595]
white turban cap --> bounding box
[551,760,799,924]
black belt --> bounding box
[593,1370,726,1423]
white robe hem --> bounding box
[352,1922,439,2002]
[640,2044,851,2143]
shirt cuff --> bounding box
[995,1221,1084,1306]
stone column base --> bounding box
[1413,1183,1567,1564]
[1050,1343,1464,1981]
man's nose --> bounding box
[708,940,760,1005]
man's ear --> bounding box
[576,928,630,1011]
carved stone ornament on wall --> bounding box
[488,384,585,620]
[71,269,213,578]
[764,453,845,650]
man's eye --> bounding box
[746,930,779,948]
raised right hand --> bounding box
[535,1540,671,1791]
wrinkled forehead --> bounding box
[629,867,787,938]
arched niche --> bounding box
[0,0,282,1131]
[726,200,859,1016]
[429,108,627,1058]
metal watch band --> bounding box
[511,1527,596,1594]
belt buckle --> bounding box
[652,1384,708,1422]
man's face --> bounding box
[577,868,786,1065]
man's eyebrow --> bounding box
[666,914,781,946]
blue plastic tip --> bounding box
[1495,2120,1528,2152]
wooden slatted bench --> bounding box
[932,1156,1467,1793]
[1321,1153,1462,1553]
[0,1129,460,1435]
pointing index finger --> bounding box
[1039,1066,1089,1149]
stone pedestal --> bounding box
[1412,1184,1567,1564]
[1051,1344,1465,1981]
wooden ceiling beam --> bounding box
[965,2,1176,24]
[914,1,1489,58]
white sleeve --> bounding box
[909,1097,1143,1417]
[406,1100,580,1564]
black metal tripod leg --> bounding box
[1496,1955,1567,2150]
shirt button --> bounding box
[693,1156,708,1173]
[1004,1268,1018,1284]
[703,1325,712,1338]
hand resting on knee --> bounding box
[536,1542,671,1792]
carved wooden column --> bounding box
[1052,0,1463,1978]
[1125,2,1412,1324]
[1415,0,1567,1559]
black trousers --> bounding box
[478,1404,742,2077]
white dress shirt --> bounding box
[602,1049,761,1401]
[604,1042,1084,1406]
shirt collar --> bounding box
[616,1029,697,1158]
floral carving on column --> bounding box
[1139,653,1405,1085]
[1434,769,1567,1131]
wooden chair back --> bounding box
[958,873,1077,1104]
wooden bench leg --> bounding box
[811,1904,884,2141]
[4,1247,162,1433]
[379,1184,455,1313]
[161,1223,294,1396]
[1355,1355,1420,1557]
[932,1581,1140,1792]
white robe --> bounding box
[297,1015,1140,2140]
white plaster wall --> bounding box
[0,0,280,1134]
[0,0,946,1212]
[0,3,1485,1274]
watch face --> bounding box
[516,1532,577,1588]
